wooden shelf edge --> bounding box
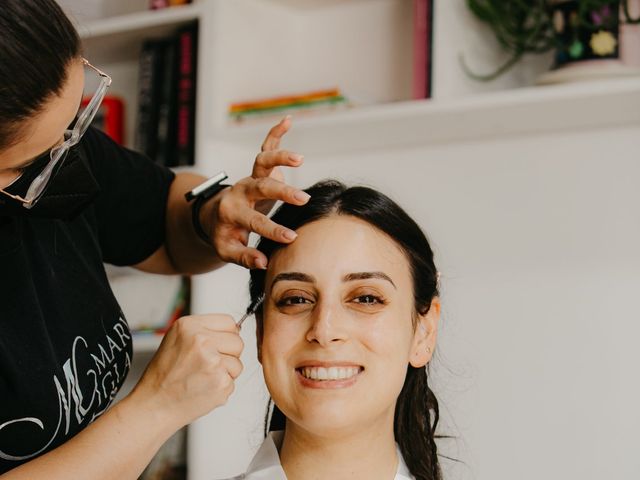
[211,77,640,156]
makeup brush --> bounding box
[236,294,265,330]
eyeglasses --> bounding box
[0,58,111,208]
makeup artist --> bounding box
[0,0,309,478]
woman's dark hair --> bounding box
[249,179,443,480]
[0,0,81,150]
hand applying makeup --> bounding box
[198,116,310,270]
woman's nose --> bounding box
[305,300,348,347]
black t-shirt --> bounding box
[0,127,175,473]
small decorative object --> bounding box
[149,0,192,9]
[463,0,640,83]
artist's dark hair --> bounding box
[249,179,443,480]
[0,0,81,150]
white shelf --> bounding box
[78,4,202,64]
[132,333,164,354]
[214,77,640,156]
[78,4,201,40]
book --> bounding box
[229,88,350,123]
[413,0,434,99]
[230,88,342,113]
[174,22,198,167]
[135,39,166,162]
[134,22,198,167]
[425,0,434,98]
[82,95,125,144]
[156,38,178,167]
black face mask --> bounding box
[0,145,100,220]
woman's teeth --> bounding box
[300,366,361,381]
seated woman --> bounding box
[227,179,443,480]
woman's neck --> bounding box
[278,416,399,480]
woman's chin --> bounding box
[288,415,367,439]
[283,401,374,437]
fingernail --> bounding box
[282,115,292,122]
[294,191,311,202]
[289,153,304,163]
[283,229,298,241]
[255,257,267,269]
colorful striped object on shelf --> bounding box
[229,88,348,122]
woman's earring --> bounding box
[425,346,431,354]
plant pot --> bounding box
[538,0,640,84]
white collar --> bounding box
[232,431,415,479]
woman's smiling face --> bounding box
[259,214,437,437]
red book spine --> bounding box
[81,95,125,144]
[413,0,433,99]
[175,23,197,166]
[413,0,428,99]
[102,97,125,145]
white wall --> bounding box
[190,123,640,479]
[187,1,640,479]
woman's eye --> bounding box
[352,294,383,305]
[276,296,313,307]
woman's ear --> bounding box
[409,297,440,368]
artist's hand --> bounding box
[204,116,310,269]
[130,314,244,429]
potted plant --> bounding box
[463,0,640,83]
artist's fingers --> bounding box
[233,205,298,245]
[255,198,276,216]
[261,116,291,152]
[185,314,239,334]
[252,150,303,178]
[219,239,269,270]
[216,179,308,233]
[243,177,310,206]
[222,354,244,379]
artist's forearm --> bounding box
[163,172,224,274]
[1,395,176,480]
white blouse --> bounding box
[220,431,415,480]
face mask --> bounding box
[0,144,100,220]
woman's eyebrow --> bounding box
[271,272,316,286]
[343,272,396,289]
[270,271,396,289]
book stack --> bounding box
[229,88,349,124]
[135,21,198,167]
